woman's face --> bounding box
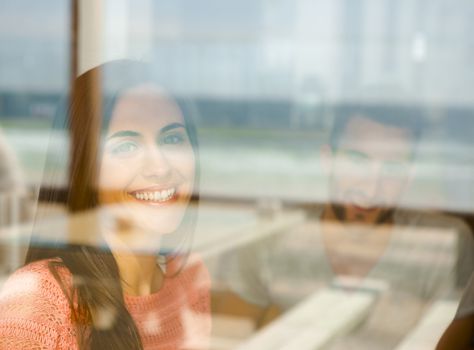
[98,84,195,237]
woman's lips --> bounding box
[128,186,179,205]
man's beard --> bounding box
[329,202,395,225]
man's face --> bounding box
[325,115,414,225]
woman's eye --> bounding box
[110,141,138,156]
[161,133,186,145]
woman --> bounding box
[0,61,210,349]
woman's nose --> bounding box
[141,146,172,181]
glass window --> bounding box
[0,1,473,349]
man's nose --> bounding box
[358,162,384,199]
[142,146,172,180]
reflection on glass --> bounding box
[0,61,210,349]
[1,1,474,349]
[212,102,473,350]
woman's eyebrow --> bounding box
[160,122,185,134]
[107,130,141,140]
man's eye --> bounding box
[382,162,408,176]
[340,151,369,164]
[111,142,138,155]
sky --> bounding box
[0,0,473,105]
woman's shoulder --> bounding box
[168,254,211,347]
[0,259,76,349]
[171,254,210,289]
[174,254,211,313]
[0,258,72,313]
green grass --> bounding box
[198,126,326,140]
[0,117,52,130]
[0,118,328,147]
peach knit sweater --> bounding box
[0,256,210,349]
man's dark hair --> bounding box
[329,103,426,150]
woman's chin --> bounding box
[137,221,181,235]
[97,199,190,253]
[118,200,187,229]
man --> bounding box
[436,271,474,349]
[213,102,474,348]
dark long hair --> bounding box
[25,60,200,349]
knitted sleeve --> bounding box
[0,260,77,349]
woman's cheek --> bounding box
[98,159,137,203]
[174,149,196,178]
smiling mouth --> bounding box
[129,187,177,203]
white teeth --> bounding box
[133,188,176,202]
